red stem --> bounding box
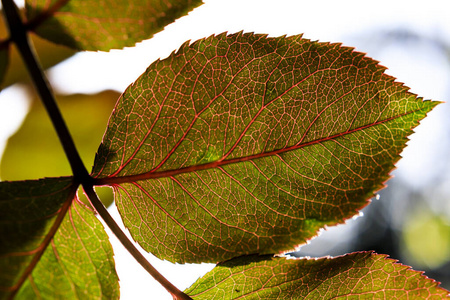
[1,1,193,298]
[83,184,193,300]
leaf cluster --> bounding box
[0,0,448,299]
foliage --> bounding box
[0,0,448,299]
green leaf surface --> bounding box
[16,197,120,300]
[0,177,76,299]
[1,90,119,181]
[92,32,437,263]
[25,0,204,51]
[0,178,119,299]
[185,252,450,299]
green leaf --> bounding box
[16,198,120,299]
[0,177,76,299]
[1,90,119,181]
[0,178,119,299]
[185,252,450,299]
[92,32,438,263]
[25,0,204,51]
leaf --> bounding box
[0,9,76,89]
[15,198,120,299]
[92,32,438,263]
[0,90,118,207]
[185,252,450,299]
[1,90,119,181]
[0,177,76,299]
[25,0,204,51]
[0,178,120,299]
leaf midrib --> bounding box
[93,106,424,186]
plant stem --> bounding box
[83,184,193,300]
[2,2,193,298]
[1,0,90,183]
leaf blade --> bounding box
[16,199,120,300]
[185,252,450,299]
[25,0,204,51]
[0,177,76,299]
[93,33,438,263]
[1,90,120,181]
[0,177,119,299]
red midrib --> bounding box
[93,107,422,186]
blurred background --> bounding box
[1,0,449,298]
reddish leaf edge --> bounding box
[22,0,205,52]
[92,31,440,184]
[90,32,440,263]
[297,251,450,297]
[188,251,450,298]
[92,104,438,260]
[283,250,449,289]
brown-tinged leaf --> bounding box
[25,0,204,51]
[185,252,450,299]
[92,32,438,263]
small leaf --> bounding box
[0,177,76,299]
[16,198,120,299]
[25,0,204,51]
[92,33,437,263]
[185,252,450,299]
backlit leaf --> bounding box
[92,32,437,263]
[1,90,119,180]
[185,252,450,299]
[0,178,119,299]
[16,198,120,299]
[25,0,204,51]
[0,177,76,299]
[0,90,118,206]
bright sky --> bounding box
[1,0,450,298]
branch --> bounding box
[1,0,90,183]
[2,2,192,298]
[83,184,193,300]
[25,0,71,32]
